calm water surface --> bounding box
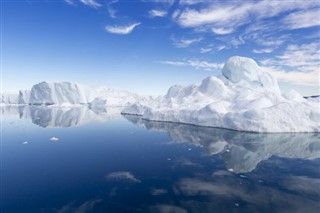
[1,106,320,213]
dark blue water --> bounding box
[1,106,320,213]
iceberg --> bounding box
[1,92,19,105]
[122,56,320,132]
[1,81,146,107]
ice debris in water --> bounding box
[50,137,59,141]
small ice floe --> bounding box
[225,149,230,152]
[258,180,264,183]
[228,168,234,172]
[22,141,28,145]
[167,158,171,161]
[235,203,240,207]
[239,175,247,178]
[49,137,59,142]
[188,148,192,151]
[106,171,141,183]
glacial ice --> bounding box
[122,56,320,132]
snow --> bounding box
[122,56,320,132]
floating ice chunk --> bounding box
[22,141,28,144]
[106,171,141,183]
[50,137,59,141]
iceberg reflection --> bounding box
[123,114,320,173]
[1,105,122,128]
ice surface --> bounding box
[122,56,319,132]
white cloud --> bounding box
[175,1,320,33]
[253,48,274,54]
[179,0,205,5]
[151,0,175,8]
[263,67,319,86]
[282,9,320,29]
[217,45,226,51]
[79,0,102,8]
[260,42,320,86]
[107,0,118,19]
[106,171,141,183]
[149,9,167,18]
[105,23,140,35]
[172,9,181,19]
[64,0,75,6]
[161,59,223,71]
[212,27,234,35]
[172,37,202,48]
[200,47,212,53]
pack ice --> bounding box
[122,56,320,132]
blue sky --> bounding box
[1,0,320,95]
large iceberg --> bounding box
[122,56,320,132]
[1,81,147,107]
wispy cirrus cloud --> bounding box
[175,1,319,29]
[252,48,274,54]
[282,9,320,29]
[261,42,320,86]
[105,23,140,35]
[160,59,223,71]
[107,0,119,19]
[80,0,102,8]
[173,0,320,49]
[64,0,102,8]
[64,0,75,6]
[171,37,203,48]
[149,9,167,18]
[212,27,234,35]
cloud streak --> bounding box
[149,9,167,18]
[261,42,320,86]
[105,23,140,35]
[172,37,203,48]
[161,60,223,71]
[79,0,102,8]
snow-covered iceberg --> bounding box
[1,81,148,107]
[122,56,320,132]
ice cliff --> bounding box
[122,56,320,132]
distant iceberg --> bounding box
[122,56,320,132]
[1,81,150,107]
